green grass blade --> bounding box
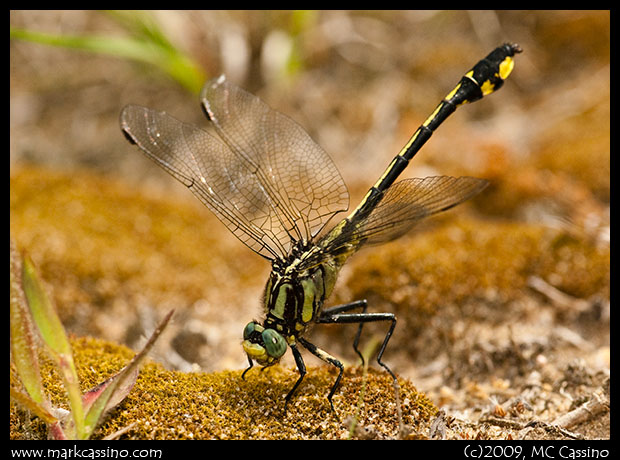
[10,27,163,65]
[21,255,72,358]
[10,386,58,425]
[21,254,85,439]
[10,240,48,407]
[10,25,205,94]
[104,10,176,50]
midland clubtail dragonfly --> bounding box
[120,43,522,412]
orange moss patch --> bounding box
[11,336,436,440]
[333,218,609,356]
[10,166,266,340]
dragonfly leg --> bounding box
[241,355,254,380]
[298,337,344,413]
[284,343,307,412]
[316,311,397,381]
[318,300,368,364]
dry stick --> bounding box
[551,391,609,429]
[347,337,379,439]
[393,378,406,438]
[506,391,608,440]
[527,276,591,315]
[482,416,583,440]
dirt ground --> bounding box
[10,11,609,440]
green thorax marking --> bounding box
[263,246,342,338]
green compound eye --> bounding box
[243,321,263,340]
[262,329,287,358]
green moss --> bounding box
[11,336,436,440]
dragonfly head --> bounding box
[242,321,287,366]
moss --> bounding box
[336,218,609,356]
[534,97,610,203]
[348,217,608,307]
[475,97,610,218]
[10,166,266,338]
[10,336,436,440]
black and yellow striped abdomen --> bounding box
[347,43,522,224]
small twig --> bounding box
[523,420,584,440]
[481,415,527,430]
[102,421,138,440]
[392,378,413,439]
[482,416,586,440]
[347,337,378,439]
[527,276,590,314]
[551,391,609,429]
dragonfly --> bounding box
[120,43,522,412]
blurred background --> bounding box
[10,10,610,425]
[11,11,610,192]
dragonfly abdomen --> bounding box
[347,43,522,225]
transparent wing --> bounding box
[120,105,282,259]
[201,76,349,252]
[323,176,487,253]
[120,76,349,261]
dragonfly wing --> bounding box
[201,76,349,251]
[324,176,487,252]
[121,104,292,260]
